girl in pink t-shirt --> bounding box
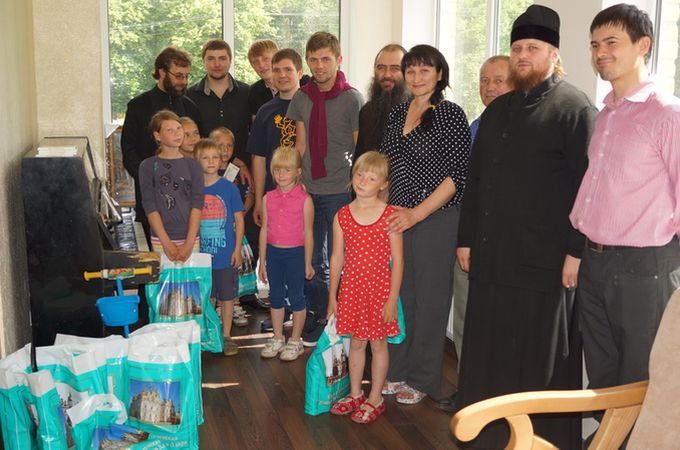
[258,146,315,362]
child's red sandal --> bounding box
[351,400,385,424]
[330,393,366,415]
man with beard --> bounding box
[186,39,251,168]
[354,44,407,161]
[121,46,203,236]
[454,5,597,449]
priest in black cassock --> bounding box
[454,5,597,449]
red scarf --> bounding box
[300,70,352,179]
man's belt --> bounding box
[585,238,635,253]
[585,236,679,253]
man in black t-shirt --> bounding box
[186,39,251,168]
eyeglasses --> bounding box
[167,71,191,81]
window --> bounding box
[231,0,341,85]
[437,0,532,121]
[652,0,680,95]
[106,0,341,121]
[107,0,223,121]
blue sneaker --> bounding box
[260,319,273,332]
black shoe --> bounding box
[303,311,319,333]
[255,296,271,310]
[302,322,325,347]
[432,393,457,413]
[239,294,257,306]
[260,319,273,332]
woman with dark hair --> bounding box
[380,44,470,405]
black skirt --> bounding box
[454,281,582,450]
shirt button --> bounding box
[585,198,591,203]
[592,175,597,180]
[501,132,509,139]
[578,220,583,225]
[604,131,609,136]
[599,153,604,158]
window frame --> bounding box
[102,0,347,126]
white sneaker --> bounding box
[261,338,285,358]
[280,338,304,361]
[233,312,248,327]
[233,306,248,326]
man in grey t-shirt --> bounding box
[287,32,363,344]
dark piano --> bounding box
[22,137,159,346]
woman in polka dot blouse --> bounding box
[380,45,471,406]
[327,151,404,424]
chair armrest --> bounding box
[452,380,648,446]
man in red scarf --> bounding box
[287,32,364,345]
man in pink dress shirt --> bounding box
[571,3,680,389]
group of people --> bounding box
[120,2,680,445]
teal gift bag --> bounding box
[67,393,126,448]
[386,297,406,344]
[304,316,351,416]
[237,236,257,297]
[124,332,199,450]
[130,321,203,425]
[0,344,37,450]
[53,334,128,401]
[27,370,71,450]
[146,253,223,353]
[35,345,108,406]
[67,393,167,449]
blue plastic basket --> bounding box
[96,290,139,337]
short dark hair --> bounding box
[590,4,654,63]
[153,47,192,80]
[306,31,341,58]
[272,48,303,71]
[201,39,232,60]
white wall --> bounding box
[345,0,400,95]
[0,1,37,356]
[541,0,602,101]
[32,0,106,177]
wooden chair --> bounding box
[451,288,680,450]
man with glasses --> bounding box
[122,46,203,237]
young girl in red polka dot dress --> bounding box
[327,151,404,424]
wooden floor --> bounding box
[199,308,462,450]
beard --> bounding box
[508,64,552,93]
[367,77,408,130]
[368,77,407,105]
[208,71,228,81]
[162,76,186,98]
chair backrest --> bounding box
[627,288,680,449]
